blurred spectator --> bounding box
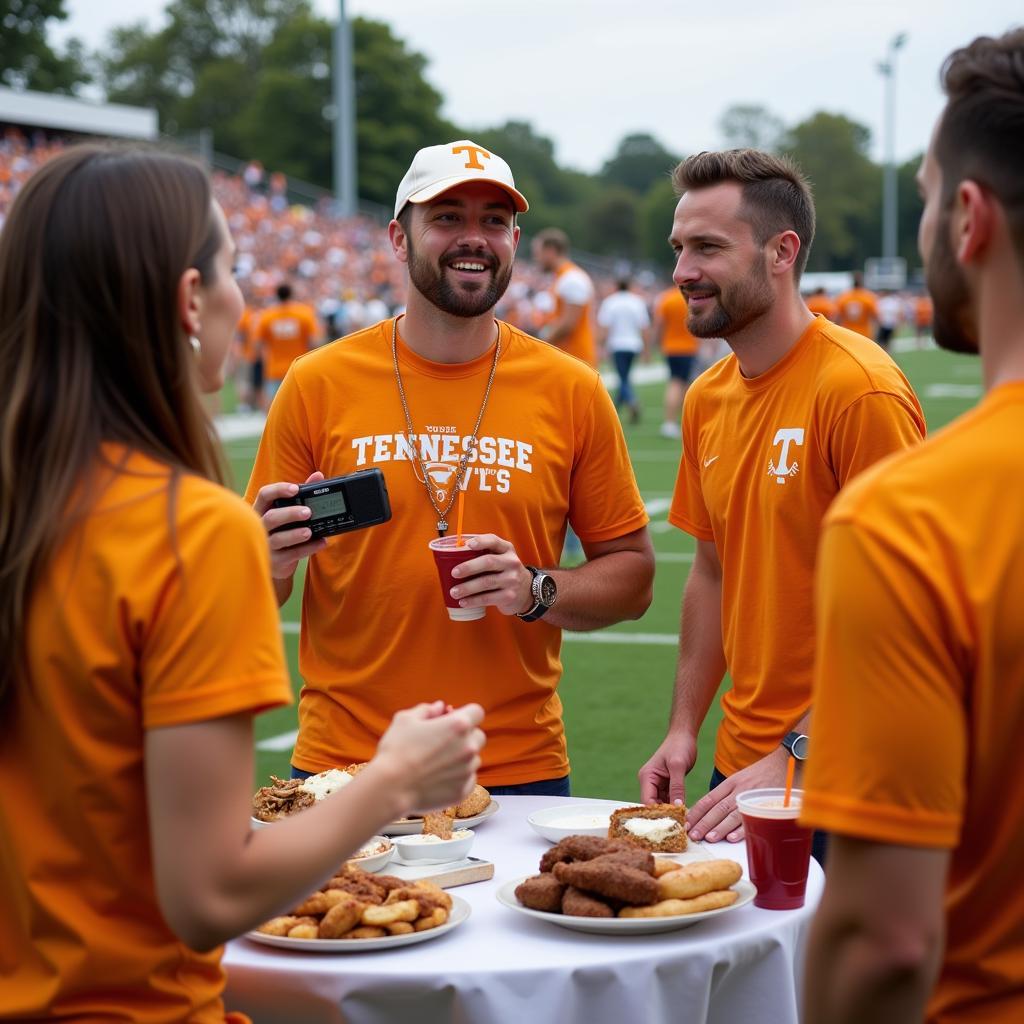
[835,271,879,339]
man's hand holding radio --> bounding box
[253,471,329,584]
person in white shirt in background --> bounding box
[876,290,904,350]
[597,277,652,424]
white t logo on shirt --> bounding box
[768,428,805,483]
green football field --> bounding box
[221,341,983,802]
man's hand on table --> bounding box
[637,731,697,806]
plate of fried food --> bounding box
[251,766,364,826]
[384,785,497,836]
[497,835,754,936]
[248,863,469,952]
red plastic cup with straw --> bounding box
[736,776,813,910]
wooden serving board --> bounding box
[386,856,494,889]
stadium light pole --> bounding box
[877,32,908,261]
[332,0,357,217]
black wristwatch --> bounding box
[781,731,809,761]
[517,566,557,622]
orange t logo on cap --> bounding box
[451,144,491,170]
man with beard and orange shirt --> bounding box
[531,227,598,367]
[637,149,925,862]
[246,141,654,795]
[803,30,1024,1023]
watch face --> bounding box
[539,574,557,606]
[790,734,809,760]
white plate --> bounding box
[527,803,615,843]
[496,877,755,935]
[245,894,470,952]
[383,800,500,836]
[347,838,395,873]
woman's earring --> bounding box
[190,335,201,356]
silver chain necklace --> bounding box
[391,316,501,536]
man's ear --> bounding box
[177,267,202,336]
[389,218,409,264]
[771,229,802,278]
[955,180,995,266]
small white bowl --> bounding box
[527,804,614,844]
[392,829,474,865]
[251,816,276,830]
[348,835,394,873]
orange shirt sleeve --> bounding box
[667,387,714,540]
[801,514,966,847]
[245,371,317,501]
[567,375,649,542]
[828,391,926,486]
[143,488,291,728]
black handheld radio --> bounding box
[270,469,391,539]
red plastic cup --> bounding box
[428,535,486,621]
[736,788,813,910]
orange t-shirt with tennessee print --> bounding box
[802,381,1024,1024]
[655,287,699,356]
[552,261,597,367]
[245,318,648,786]
[668,315,925,775]
[0,448,290,1024]
[256,301,318,380]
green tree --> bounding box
[600,133,679,195]
[718,104,785,152]
[0,0,88,92]
[897,153,925,270]
[578,186,641,258]
[639,176,680,263]
[782,111,880,271]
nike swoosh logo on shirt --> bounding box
[703,456,719,467]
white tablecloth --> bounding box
[223,795,822,1024]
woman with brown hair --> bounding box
[0,145,484,1023]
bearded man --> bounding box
[637,149,925,861]
[247,140,653,792]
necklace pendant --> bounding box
[437,519,448,536]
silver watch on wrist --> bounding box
[517,565,557,622]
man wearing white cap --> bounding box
[246,140,655,794]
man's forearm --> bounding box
[667,561,727,736]
[541,549,653,631]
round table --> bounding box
[222,795,822,1024]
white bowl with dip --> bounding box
[527,804,614,844]
[392,829,474,865]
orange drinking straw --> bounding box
[455,486,466,547]
[783,754,796,808]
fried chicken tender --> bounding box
[362,899,420,926]
[552,859,660,905]
[385,884,451,915]
[373,874,410,895]
[453,784,490,818]
[345,926,387,939]
[414,907,449,931]
[618,890,738,917]
[386,922,415,935]
[324,873,387,905]
[514,873,566,912]
[538,835,634,872]
[287,921,320,939]
[318,896,365,938]
[561,886,615,918]
[257,915,304,936]
[293,887,363,916]
[653,858,683,877]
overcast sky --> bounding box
[54,0,1022,172]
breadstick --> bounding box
[656,860,742,901]
[619,889,738,918]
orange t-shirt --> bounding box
[835,286,879,337]
[802,382,1024,1023]
[668,316,925,774]
[915,295,934,328]
[236,306,258,362]
[551,261,597,367]
[805,293,838,321]
[654,287,699,356]
[0,448,290,1024]
[255,301,318,380]
[245,318,648,786]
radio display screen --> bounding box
[306,491,348,519]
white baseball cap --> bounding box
[394,139,529,219]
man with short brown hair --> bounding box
[803,29,1024,1023]
[638,149,925,859]
[532,227,598,367]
